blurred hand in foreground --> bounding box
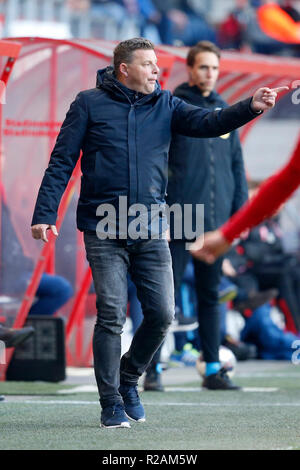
[189,229,231,264]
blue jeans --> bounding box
[29,273,73,316]
[127,274,143,334]
[240,302,299,360]
[84,234,175,408]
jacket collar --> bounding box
[96,66,161,104]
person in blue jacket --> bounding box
[30,37,280,429]
[0,184,73,318]
[167,40,249,390]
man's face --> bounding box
[188,51,219,96]
[122,49,159,94]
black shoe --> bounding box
[0,396,4,402]
[202,367,241,390]
[222,335,257,361]
[0,326,35,348]
[233,288,278,314]
[144,366,164,392]
[169,307,198,333]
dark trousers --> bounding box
[84,233,174,408]
[169,240,223,363]
[29,273,73,316]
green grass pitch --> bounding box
[1,361,300,450]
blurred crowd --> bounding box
[0,0,300,56]
[67,0,300,55]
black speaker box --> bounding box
[6,316,66,382]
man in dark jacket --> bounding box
[30,37,281,428]
[166,41,249,390]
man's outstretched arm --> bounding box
[171,87,288,138]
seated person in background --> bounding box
[221,0,299,55]
[217,0,246,50]
[1,194,74,319]
[145,0,217,45]
[170,261,256,364]
[257,0,300,47]
[90,0,137,36]
[218,267,299,361]
[220,254,299,361]
[224,245,278,313]
[216,178,300,333]
[219,260,258,361]
[28,273,73,317]
[240,301,300,360]
[225,212,300,334]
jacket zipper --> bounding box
[112,85,149,208]
[209,139,216,230]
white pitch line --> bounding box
[4,400,300,407]
[164,387,201,392]
[66,367,94,377]
[164,387,278,392]
[237,373,300,378]
[273,446,295,450]
[24,400,99,405]
[58,385,97,394]
[143,402,300,407]
[57,386,278,394]
[242,387,278,392]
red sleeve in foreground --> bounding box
[222,137,300,243]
